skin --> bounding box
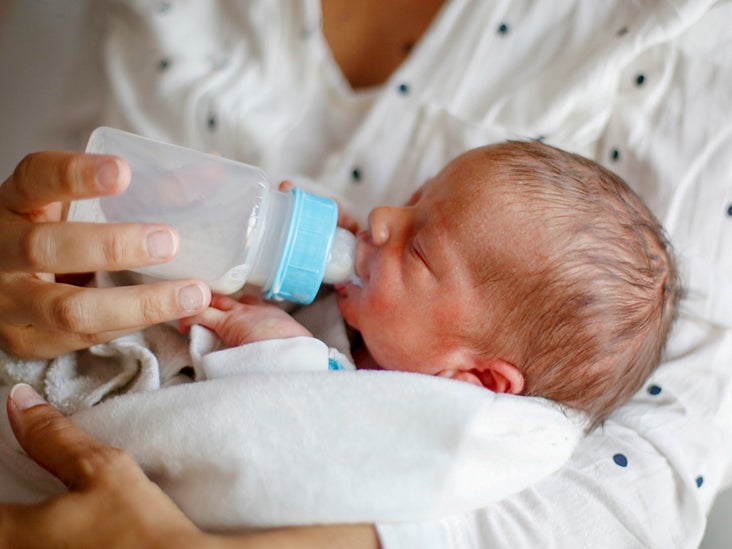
[321,0,446,88]
[187,147,530,395]
[180,294,314,343]
[0,152,211,359]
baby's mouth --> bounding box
[335,274,362,295]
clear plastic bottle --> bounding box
[68,127,355,304]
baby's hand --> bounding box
[179,294,312,347]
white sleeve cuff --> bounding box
[199,336,332,379]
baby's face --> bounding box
[335,147,542,374]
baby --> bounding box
[182,140,680,429]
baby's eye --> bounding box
[409,239,430,270]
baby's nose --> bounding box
[367,206,393,246]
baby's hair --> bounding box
[475,140,680,430]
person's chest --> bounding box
[319,0,446,89]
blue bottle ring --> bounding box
[265,187,338,304]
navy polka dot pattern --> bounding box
[613,453,628,467]
[648,384,662,396]
[497,23,510,35]
[696,476,704,488]
[207,116,216,131]
[351,168,362,182]
[635,74,646,86]
[398,82,410,95]
[611,148,620,162]
[727,204,732,217]
[616,27,629,37]
[159,58,171,71]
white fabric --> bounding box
[197,334,354,379]
[1,0,732,547]
[0,299,582,530]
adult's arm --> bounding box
[0,384,379,549]
[0,152,211,359]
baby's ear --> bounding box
[437,356,524,395]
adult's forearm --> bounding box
[203,524,379,549]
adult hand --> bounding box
[0,384,380,549]
[0,383,205,548]
[0,152,211,359]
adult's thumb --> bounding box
[6,383,108,490]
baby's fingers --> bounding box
[179,307,227,334]
[235,294,267,306]
[277,180,295,193]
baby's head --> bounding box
[336,140,679,428]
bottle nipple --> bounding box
[323,228,357,284]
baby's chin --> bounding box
[335,283,360,329]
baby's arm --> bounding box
[180,294,312,347]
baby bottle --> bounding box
[68,127,356,304]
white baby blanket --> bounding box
[0,291,582,531]
[76,373,581,529]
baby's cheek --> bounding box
[336,293,360,330]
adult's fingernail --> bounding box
[178,284,207,311]
[146,229,178,260]
[9,383,46,411]
[95,157,124,190]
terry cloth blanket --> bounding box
[0,291,583,531]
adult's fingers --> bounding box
[0,221,180,274]
[0,320,146,360]
[5,384,125,490]
[3,384,206,549]
[0,152,130,216]
[1,276,211,335]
